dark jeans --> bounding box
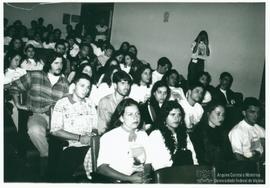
[56,146,89,182]
[188,58,205,85]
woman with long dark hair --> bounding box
[96,57,120,86]
[129,64,152,103]
[140,80,170,134]
[20,44,44,71]
[149,101,198,170]
[187,30,210,85]
[119,41,130,53]
[93,65,121,106]
[161,69,185,102]
[7,37,24,55]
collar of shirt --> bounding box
[67,94,87,104]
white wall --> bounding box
[111,3,265,98]
[4,3,82,37]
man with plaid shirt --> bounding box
[10,52,69,177]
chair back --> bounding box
[91,135,100,172]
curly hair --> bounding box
[156,101,188,155]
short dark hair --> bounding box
[73,72,92,84]
[242,97,261,111]
[43,52,65,73]
[66,34,75,40]
[197,71,212,83]
[188,82,205,91]
[112,70,132,84]
[79,43,93,55]
[105,43,115,51]
[73,73,92,97]
[79,42,91,49]
[161,69,180,87]
[53,28,61,34]
[124,52,135,60]
[113,50,124,59]
[157,57,172,69]
[220,72,233,83]
[55,39,66,49]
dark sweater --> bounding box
[190,120,233,165]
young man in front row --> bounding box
[50,73,98,182]
[228,97,265,161]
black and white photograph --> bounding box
[2,0,267,185]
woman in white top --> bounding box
[93,65,121,106]
[96,98,152,183]
[120,52,135,74]
[129,64,152,103]
[66,35,80,58]
[4,51,26,85]
[4,51,27,130]
[20,44,44,71]
[161,69,185,102]
[149,101,198,171]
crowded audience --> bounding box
[3,17,265,183]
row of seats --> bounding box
[47,132,264,183]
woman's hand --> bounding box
[128,172,152,183]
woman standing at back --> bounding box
[187,30,210,85]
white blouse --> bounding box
[129,84,152,103]
[149,130,198,171]
[20,58,44,71]
[4,68,27,84]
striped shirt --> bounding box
[10,71,69,113]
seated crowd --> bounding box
[4,17,265,183]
